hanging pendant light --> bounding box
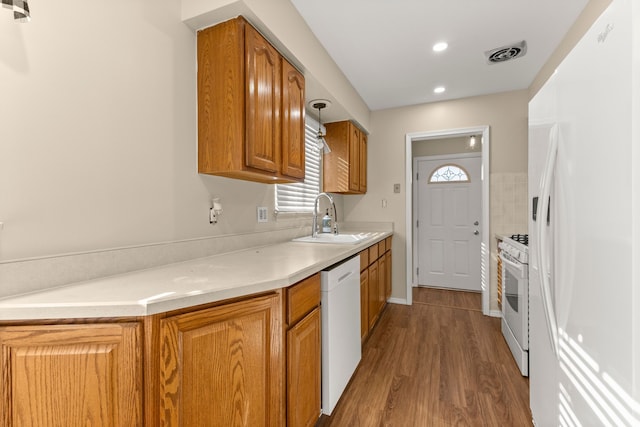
[311,100,331,154]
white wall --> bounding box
[343,90,530,308]
[0,0,321,263]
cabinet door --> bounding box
[360,269,369,341]
[348,123,360,192]
[245,24,281,174]
[281,60,305,180]
[385,250,392,300]
[359,133,367,193]
[0,323,142,427]
[160,293,283,426]
[378,253,387,312]
[322,121,350,193]
[287,307,321,427]
[367,260,379,329]
[197,19,245,176]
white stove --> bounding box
[499,234,529,376]
[499,234,529,264]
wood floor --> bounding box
[317,287,532,427]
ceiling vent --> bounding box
[485,40,527,64]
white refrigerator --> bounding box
[528,0,640,425]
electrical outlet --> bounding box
[257,207,268,223]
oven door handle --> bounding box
[499,253,526,275]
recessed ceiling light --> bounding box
[433,42,448,52]
[433,86,446,94]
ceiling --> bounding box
[290,0,590,111]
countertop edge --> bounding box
[0,231,392,321]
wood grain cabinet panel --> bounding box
[159,293,283,427]
[323,120,367,194]
[378,253,387,314]
[281,60,306,180]
[245,23,281,174]
[197,16,305,184]
[286,274,320,326]
[359,134,367,193]
[0,323,142,427]
[285,275,321,427]
[348,124,361,192]
[361,238,392,342]
[385,250,392,300]
[287,307,321,427]
[360,268,369,342]
[367,259,379,330]
[359,249,369,272]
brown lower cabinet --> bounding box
[287,307,321,426]
[0,274,324,427]
[159,292,284,426]
[360,236,393,342]
[0,322,142,426]
[285,274,322,427]
[359,268,369,342]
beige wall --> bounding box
[343,90,529,307]
[412,136,482,158]
[0,0,345,262]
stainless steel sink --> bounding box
[292,233,373,245]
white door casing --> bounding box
[415,154,482,291]
[405,125,491,316]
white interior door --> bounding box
[416,155,482,291]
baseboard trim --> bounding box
[387,297,409,305]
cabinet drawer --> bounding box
[359,250,369,271]
[368,244,379,262]
[385,236,392,252]
[378,239,386,254]
[287,274,321,326]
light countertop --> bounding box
[0,232,391,321]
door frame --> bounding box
[405,126,493,316]
[413,153,482,291]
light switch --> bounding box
[257,207,268,223]
[393,183,401,193]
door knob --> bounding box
[473,230,479,235]
[474,221,479,226]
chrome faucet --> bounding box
[312,192,339,237]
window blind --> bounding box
[275,117,323,213]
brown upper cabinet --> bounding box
[197,17,306,184]
[323,121,367,193]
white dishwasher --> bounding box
[320,254,361,415]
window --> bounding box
[275,117,322,213]
[428,164,470,183]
